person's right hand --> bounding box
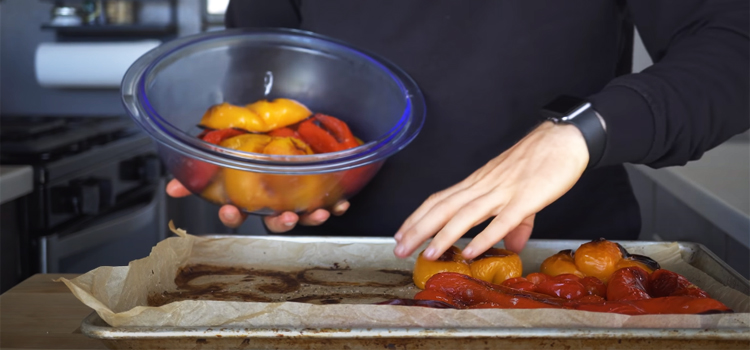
[165,179,350,232]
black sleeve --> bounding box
[587,0,749,168]
[225,0,301,29]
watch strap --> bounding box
[541,97,607,169]
[566,105,606,169]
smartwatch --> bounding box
[540,95,607,169]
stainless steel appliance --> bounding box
[0,116,167,291]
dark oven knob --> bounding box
[120,155,161,183]
[51,179,101,215]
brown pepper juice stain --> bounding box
[147,264,416,307]
[296,268,412,287]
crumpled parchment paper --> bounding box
[59,223,750,329]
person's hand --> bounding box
[165,179,350,231]
[393,121,589,260]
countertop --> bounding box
[0,274,106,350]
[630,139,750,248]
[0,165,33,205]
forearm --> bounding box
[588,0,749,169]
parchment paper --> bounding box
[59,223,750,329]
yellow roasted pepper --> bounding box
[469,248,523,284]
[199,98,311,133]
[413,246,473,289]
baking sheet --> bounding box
[59,223,750,330]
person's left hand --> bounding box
[392,121,590,261]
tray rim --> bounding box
[79,237,750,342]
[80,312,750,341]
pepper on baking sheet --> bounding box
[414,272,732,315]
[572,296,732,315]
[412,246,473,289]
[615,254,661,274]
[606,266,651,301]
[424,272,566,309]
[573,238,624,282]
[469,248,523,284]
[539,249,584,278]
[501,273,606,300]
[199,98,312,133]
[540,240,661,282]
[648,268,710,298]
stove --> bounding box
[1,116,167,290]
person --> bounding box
[167,0,749,262]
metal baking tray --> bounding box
[81,237,750,350]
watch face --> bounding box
[543,95,586,117]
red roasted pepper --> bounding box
[607,267,651,301]
[648,268,710,298]
[183,128,247,192]
[411,270,732,315]
[296,113,375,195]
[502,273,606,300]
[572,296,731,315]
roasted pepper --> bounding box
[615,254,660,274]
[199,98,312,133]
[539,249,584,278]
[501,273,606,300]
[220,134,330,212]
[412,271,731,315]
[573,238,624,282]
[297,113,376,196]
[648,268,710,298]
[412,246,472,289]
[469,248,523,284]
[181,128,247,193]
[424,272,565,309]
[606,266,651,301]
[542,240,662,283]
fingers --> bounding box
[263,205,342,233]
[331,201,350,216]
[461,204,530,260]
[394,184,467,242]
[502,214,535,254]
[219,205,248,228]
[166,179,191,198]
[263,211,300,233]
[299,209,331,226]
[421,193,499,260]
[394,188,478,258]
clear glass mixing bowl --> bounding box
[122,28,425,215]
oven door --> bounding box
[38,179,167,273]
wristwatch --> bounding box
[540,95,607,169]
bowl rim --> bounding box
[122,28,426,174]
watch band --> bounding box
[541,96,607,169]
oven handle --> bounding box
[39,180,166,273]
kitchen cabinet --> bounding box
[628,134,750,278]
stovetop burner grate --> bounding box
[0,116,139,163]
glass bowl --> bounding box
[122,28,425,215]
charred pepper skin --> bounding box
[412,246,472,289]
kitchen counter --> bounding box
[0,165,33,205]
[0,274,106,350]
[629,140,750,248]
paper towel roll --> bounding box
[35,40,161,89]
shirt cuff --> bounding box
[588,85,656,167]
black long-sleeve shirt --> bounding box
[225,0,749,240]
